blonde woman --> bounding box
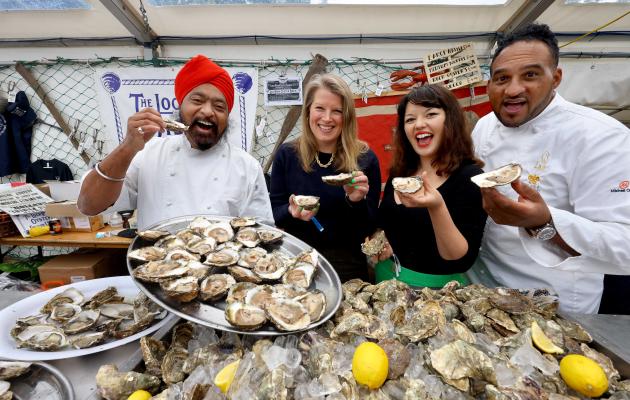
[270,73,381,282]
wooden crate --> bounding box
[0,212,18,238]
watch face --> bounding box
[537,226,557,241]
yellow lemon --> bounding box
[531,321,564,354]
[214,359,240,394]
[560,354,608,398]
[127,390,152,400]
[29,225,49,237]
[352,342,389,389]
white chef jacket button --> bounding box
[206,205,212,210]
[175,147,181,152]
[170,171,176,177]
[221,154,226,158]
[166,202,172,207]
[213,177,218,181]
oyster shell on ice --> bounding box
[293,195,320,210]
[225,302,267,331]
[128,246,167,263]
[69,331,107,349]
[238,247,268,269]
[133,260,189,283]
[0,361,31,380]
[471,162,522,188]
[258,229,283,244]
[228,266,263,283]
[322,172,354,186]
[361,229,388,256]
[140,337,167,377]
[199,274,236,302]
[204,248,240,267]
[230,216,257,229]
[13,324,68,351]
[235,227,261,248]
[160,276,199,302]
[96,364,160,400]
[40,287,84,314]
[392,176,424,193]
[161,345,189,385]
[282,262,315,289]
[203,222,234,243]
[253,252,290,280]
[266,298,311,331]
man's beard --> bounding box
[178,110,224,151]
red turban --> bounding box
[174,55,234,112]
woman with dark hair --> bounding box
[270,73,381,282]
[367,84,487,287]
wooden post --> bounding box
[15,62,91,166]
[263,54,329,174]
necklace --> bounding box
[315,152,334,168]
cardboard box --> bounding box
[45,201,104,232]
[45,180,81,201]
[37,249,128,285]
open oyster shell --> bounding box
[163,116,188,132]
[293,195,320,210]
[0,361,31,380]
[203,222,234,243]
[235,227,261,248]
[133,260,189,283]
[225,302,267,331]
[258,229,283,244]
[238,247,268,269]
[13,324,68,351]
[266,298,311,331]
[226,282,257,304]
[244,285,275,310]
[160,276,199,303]
[69,331,107,349]
[204,248,240,267]
[361,229,387,256]
[282,262,316,289]
[40,287,84,314]
[322,172,354,186]
[49,303,82,323]
[199,274,236,302]
[471,162,522,188]
[392,176,423,193]
[137,230,170,241]
[253,252,290,281]
[295,289,327,323]
[62,309,100,334]
[230,216,257,229]
[128,246,167,263]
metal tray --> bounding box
[4,361,75,400]
[126,215,343,336]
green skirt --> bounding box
[374,259,469,288]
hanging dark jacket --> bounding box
[0,91,36,176]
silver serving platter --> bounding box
[127,215,343,335]
[4,361,75,400]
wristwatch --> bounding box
[526,219,557,241]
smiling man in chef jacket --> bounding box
[78,55,273,230]
[470,23,630,314]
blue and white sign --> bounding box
[94,66,258,155]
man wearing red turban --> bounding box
[78,55,273,229]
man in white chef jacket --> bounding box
[471,23,630,314]
[78,55,273,230]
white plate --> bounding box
[0,276,172,361]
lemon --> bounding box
[352,342,389,389]
[214,359,240,394]
[560,354,608,398]
[127,390,152,400]
[531,321,564,354]
[29,225,49,237]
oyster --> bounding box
[282,262,315,289]
[235,227,260,248]
[69,331,107,349]
[258,229,283,244]
[49,303,82,323]
[238,247,268,269]
[40,287,84,314]
[140,337,167,377]
[228,266,263,283]
[322,172,354,186]
[160,276,199,302]
[272,283,307,299]
[161,345,189,385]
[293,195,320,210]
[99,303,134,320]
[184,260,211,280]
[471,162,522,188]
[133,260,189,283]
[230,216,257,229]
[188,216,212,234]
[225,302,267,330]
[266,298,311,331]
[204,222,234,243]
[165,249,199,263]
[0,361,31,380]
[392,176,423,193]
[295,289,327,323]
[361,229,387,256]
[96,364,160,400]
[296,248,319,266]
[163,116,189,132]
[62,309,100,334]
[186,237,217,255]
[13,324,68,351]
[253,252,289,281]
[137,229,170,241]
[175,228,201,245]
[244,285,275,310]
[204,248,240,267]
[0,381,11,400]
[128,246,166,263]
[199,274,236,302]
[83,287,121,309]
[226,282,257,304]
[155,235,186,251]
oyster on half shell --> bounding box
[266,298,311,331]
[282,262,315,289]
[392,176,423,193]
[128,246,167,263]
[225,302,267,331]
[293,195,320,211]
[40,287,84,314]
[199,274,236,302]
[13,324,68,351]
[322,172,354,186]
[160,276,199,302]
[235,227,260,248]
[471,162,522,188]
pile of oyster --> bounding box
[95,279,630,400]
[130,216,327,332]
[9,286,165,351]
[0,361,31,399]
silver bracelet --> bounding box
[94,162,125,182]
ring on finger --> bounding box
[137,126,144,135]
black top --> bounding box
[378,160,487,275]
[26,159,74,184]
[270,143,381,282]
